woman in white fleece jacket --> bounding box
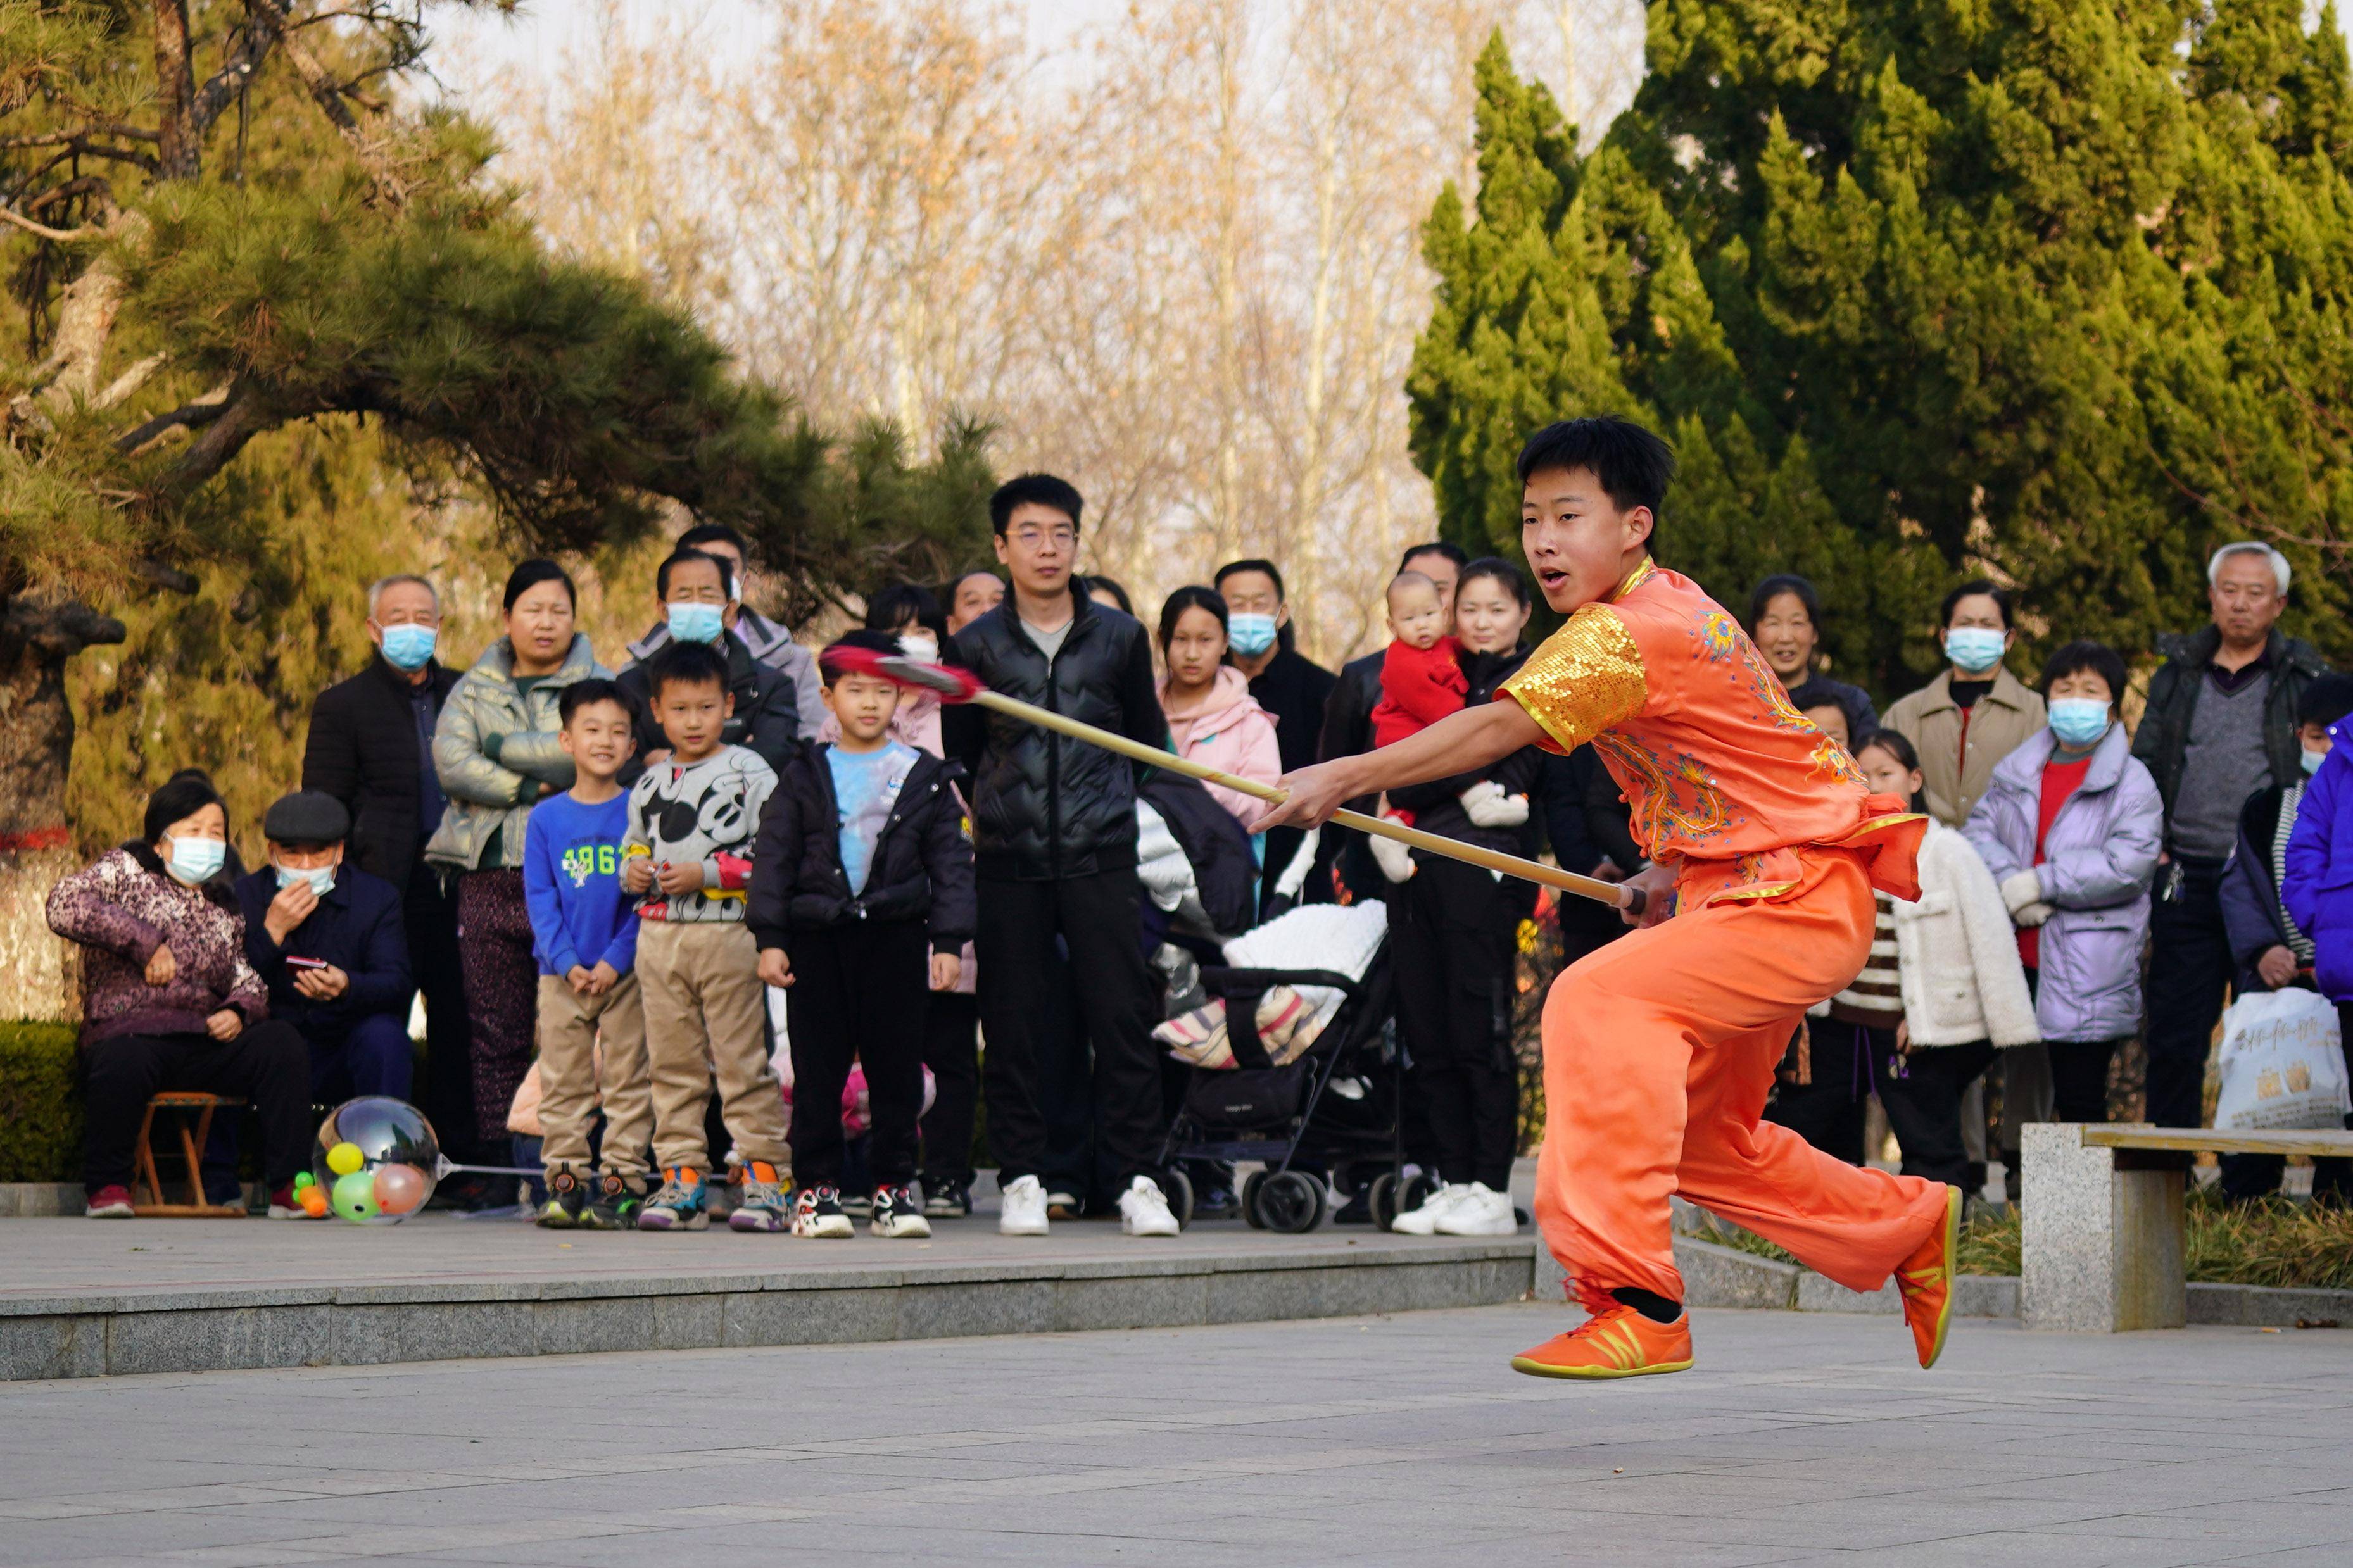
[1848,732,2038,1189]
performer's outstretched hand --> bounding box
[1622,862,1677,927]
[1251,759,1357,833]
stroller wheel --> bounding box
[1161,1167,1195,1229]
[1367,1173,1400,1231]
[1240,1170,1268,1230]
[1252,1169,1327,1234]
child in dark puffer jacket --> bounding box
[750,630,976,1241]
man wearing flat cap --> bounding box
[234,790,415,1103]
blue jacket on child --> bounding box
[2281,722,2353,1002]
[522,791,640,977]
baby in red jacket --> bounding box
[1368,570,1465,836]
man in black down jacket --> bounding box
[301,574,477,1158]
[947,474,1180,1237]
[748,629,976,1230]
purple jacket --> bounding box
[46,844,268,1043]
[2283,721,2353,1001]
[1962,723,2161,1043]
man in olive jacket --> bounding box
[2132,543,2331,1129]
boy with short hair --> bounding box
[620,639,793,1232]
[750,629,976,1239]
[522,679,652,1228]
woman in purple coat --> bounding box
[1963,643,2162,1124]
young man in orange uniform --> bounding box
[1257,416,1959,1379]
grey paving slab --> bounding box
[0,1306,2349,1565]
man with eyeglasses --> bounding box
[947,474,1182,1239]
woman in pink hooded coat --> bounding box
[1157,586,1282,830]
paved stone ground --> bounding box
[3,1306,2349,1567]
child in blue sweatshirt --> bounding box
[522,680,653,1227]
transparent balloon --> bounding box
[311,1096,443,1225]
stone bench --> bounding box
[2021,1122,2353,1331]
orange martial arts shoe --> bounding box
[1510,1304,1694,1381]
[1895,1184,1962,1370]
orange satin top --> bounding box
[1498,560,1923,906]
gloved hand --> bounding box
[1460,779,1530,828]
[2000,869,2042,916]
[2012,900,2054,928]
[1368,830,1416,884]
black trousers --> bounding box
[921,988,981,1188]
[2048,1039,2121,1124]
[2145,856,2231,1128]
[1865,1034,1995,1189]
[1766,1023,1869,1165]
[2222,996,2353,1201]
[1391,855,1522,1191]
[405,863,481,1163]
[83,1022,312,1192]
[786,921,930,1189]
[976,869,1166,1189]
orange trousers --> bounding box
[1534,848,1948,1314]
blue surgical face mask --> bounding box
[275,863,336,897]
[667,602,725,644]
[1944,626,2007,675]
[2048,698,2111,749]
[2304,746,2329,777]
[379,623,437,672]
[1227,612,1279,657]
[164,836,226,885]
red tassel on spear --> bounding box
[823,645,1647,917]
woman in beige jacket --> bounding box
[1880,580,2047,829]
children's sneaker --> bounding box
[537,1169,586,1229]
[636,1167,710,1231]
[1390,1182,1468,1236]
[792,1185,855,1239]
[1118,1175,1181,1237]
[85,1184,134,1219]
[1433,1182,1517,1236]
[999,1174,1050,1236]
[579,1174,643,1231]
[923,1178,971,1219]
[871,1183,931,1239]
[730,1161,790,1234]
[267,1182,321,1220]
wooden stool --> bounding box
[131,1093,247,1217]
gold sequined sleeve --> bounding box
[1496,603,1648,754]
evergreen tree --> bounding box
[1410,5,2353,700]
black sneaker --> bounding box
[537,1168,587,1228]
[871,1183,932,1239]
[923,1179,971,1219]
[792,1184,854,1238]
[579,1173,643,1230]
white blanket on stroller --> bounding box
[1154,903,1388,1068]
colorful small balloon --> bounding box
[325,1140,365,1176]
[292,1170,313,1190]
[300,1186,330,1217]
[372,1162,428,1216]
[331,1169,381,1222]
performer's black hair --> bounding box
[1514,416,1675,543]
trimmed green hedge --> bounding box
[0,1021,81,1182]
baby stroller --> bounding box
[1154,929,1407,1232]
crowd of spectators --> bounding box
[44,481,2353,1225]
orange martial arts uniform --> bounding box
[1496,559,1948,1321]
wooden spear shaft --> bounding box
[966,687,1644,915]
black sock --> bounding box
[1610,1286,1682,1324]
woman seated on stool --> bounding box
[46,770,315,1219]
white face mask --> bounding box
[898,632,939,664]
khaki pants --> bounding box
[636,920,791,1177]
[534,972,653,1182]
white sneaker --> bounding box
[1118,1176,1180,1236]
[1389,1182,1468,1235]
[998,1174,1049,1236]
[1433,1182,1517,1236]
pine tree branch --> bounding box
[0,207,101,244]
[247,0,409,208]
[151,0,201,180]
[189,11,281,140]
[113,380,235,455]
